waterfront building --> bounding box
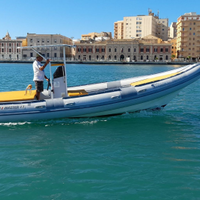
[114,10,169,41]
[169,38,177,59]
[0,32,24,60]
[75,35,171,62]
[177,12,200,61]
[22,33,73,60]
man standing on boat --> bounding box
[33,53,50,100]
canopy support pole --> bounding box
[63,47,68,97]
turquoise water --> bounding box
[1,63,200,200]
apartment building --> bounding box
[22,33,73,60]
[177,12,200,61]
[0,32,24,60]
[114,10,168,41]
[75,35,171,62]
[114,21,124,39]
[157,18,169,41]
[169,22,177,39]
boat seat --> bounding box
[0,90,36,102]
[130,72,181,86]
[68,89,88,97]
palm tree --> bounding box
[171,55,176,60]
[187,55,191,61]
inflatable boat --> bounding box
[0,44,200,122]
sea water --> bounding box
[0,63,200,200]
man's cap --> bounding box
[36,52,43,58]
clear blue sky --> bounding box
[0,0,199,40]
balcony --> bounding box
[181,24,189,27]
[180,35,188,38]
[180,44,187,48]
[180,29,188,32]
[181,40,188,43]
[179,49,187,52]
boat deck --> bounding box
[0,90,36,102]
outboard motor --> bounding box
[53,66,67,98]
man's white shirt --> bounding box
[33,60,45,81]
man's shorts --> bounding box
[35,81,44,92]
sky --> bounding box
[0,0,199,40]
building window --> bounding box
[114,55,117,60]
[54,40,57,43]
[165,48,168,52]
[83,48,86,52]
[54,53,57,57]
[128,48,130,52]
[160,48,163,52]
[96,48,99,52]
[146,48,150,52]
[9,49,11,52]
[30,39,33,43]
[140,48,144,52]
[102,48,105,52]
[141,55,143,60]
[115,48,117,52]
[154,48,157,52]
[109,48,111,52]
[134,48,136,52]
